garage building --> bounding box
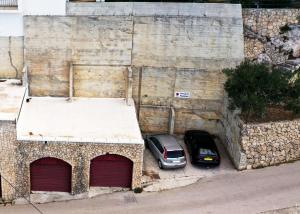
[13,97,144,197]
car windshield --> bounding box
[199,148,217,156]
[167,150,184,158]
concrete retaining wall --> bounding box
[24,3,244,135]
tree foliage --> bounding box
[230,0,292,8]
[286,69,300,115]
[223,61,300,121]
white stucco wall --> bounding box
[22,0,66,15]
[0,13,23,36]
[0,0,66,36]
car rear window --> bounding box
[167,150,184,158]
[199,148,217,156]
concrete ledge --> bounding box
[67,2,242,18]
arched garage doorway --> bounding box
[90,154,133,188]
[30,157,72,193]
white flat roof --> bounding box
[0,79,26,121]
[17,97,143,144]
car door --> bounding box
[147,137,156,154]
[151,137,164,159]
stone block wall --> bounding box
[0,37,24,79]
[14,141,143,199]
[243,9,300,63]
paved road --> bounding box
[1,161,300,214]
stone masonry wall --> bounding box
[223,107,300,170]
[243,9,300,63]
[241,119,300,169]
[0,119,144,202]
[0,37,24,79]
[0,121,17,202]
[14,141,144,199]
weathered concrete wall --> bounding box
[74,66,127,98]
[132,16,243,69]
[25,16,133,96]
[24,3,244,134]
[13,141,143,200]
[243,9,300,63]
[135,67,225,134]
[0,37,23,79]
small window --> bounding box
[167,150,185,158]
[0,0,18,10]
[150,137,164,153]
[199,148,217,156]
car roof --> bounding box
[151,134,182,151]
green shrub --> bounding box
[230,0,292,8]
[280,24,292,34]
[297,15,300,23]
[223,61,297,121]
[224,61,270,119]
[133,187,143,193]
[286,69,300,115]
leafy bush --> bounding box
[297,15,300,23]
[223,61,298,121]
[133,187,143,193]
[286,69,300,115]
[280,24,292,34]
[230,0,292,8]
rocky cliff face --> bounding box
[243,9,300,71]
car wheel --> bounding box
[158,160,163,169]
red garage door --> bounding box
[90,154,133,188]
[30,157,71,192]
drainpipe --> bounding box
[21,64,29,97]
[21,64,28,87]
[168,106,175,135]
[126,67,133,106]
[69,62,74,101]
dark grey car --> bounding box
[145,134,186,169]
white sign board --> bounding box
[174,91,191,99]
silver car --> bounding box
[145,134,187,169]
